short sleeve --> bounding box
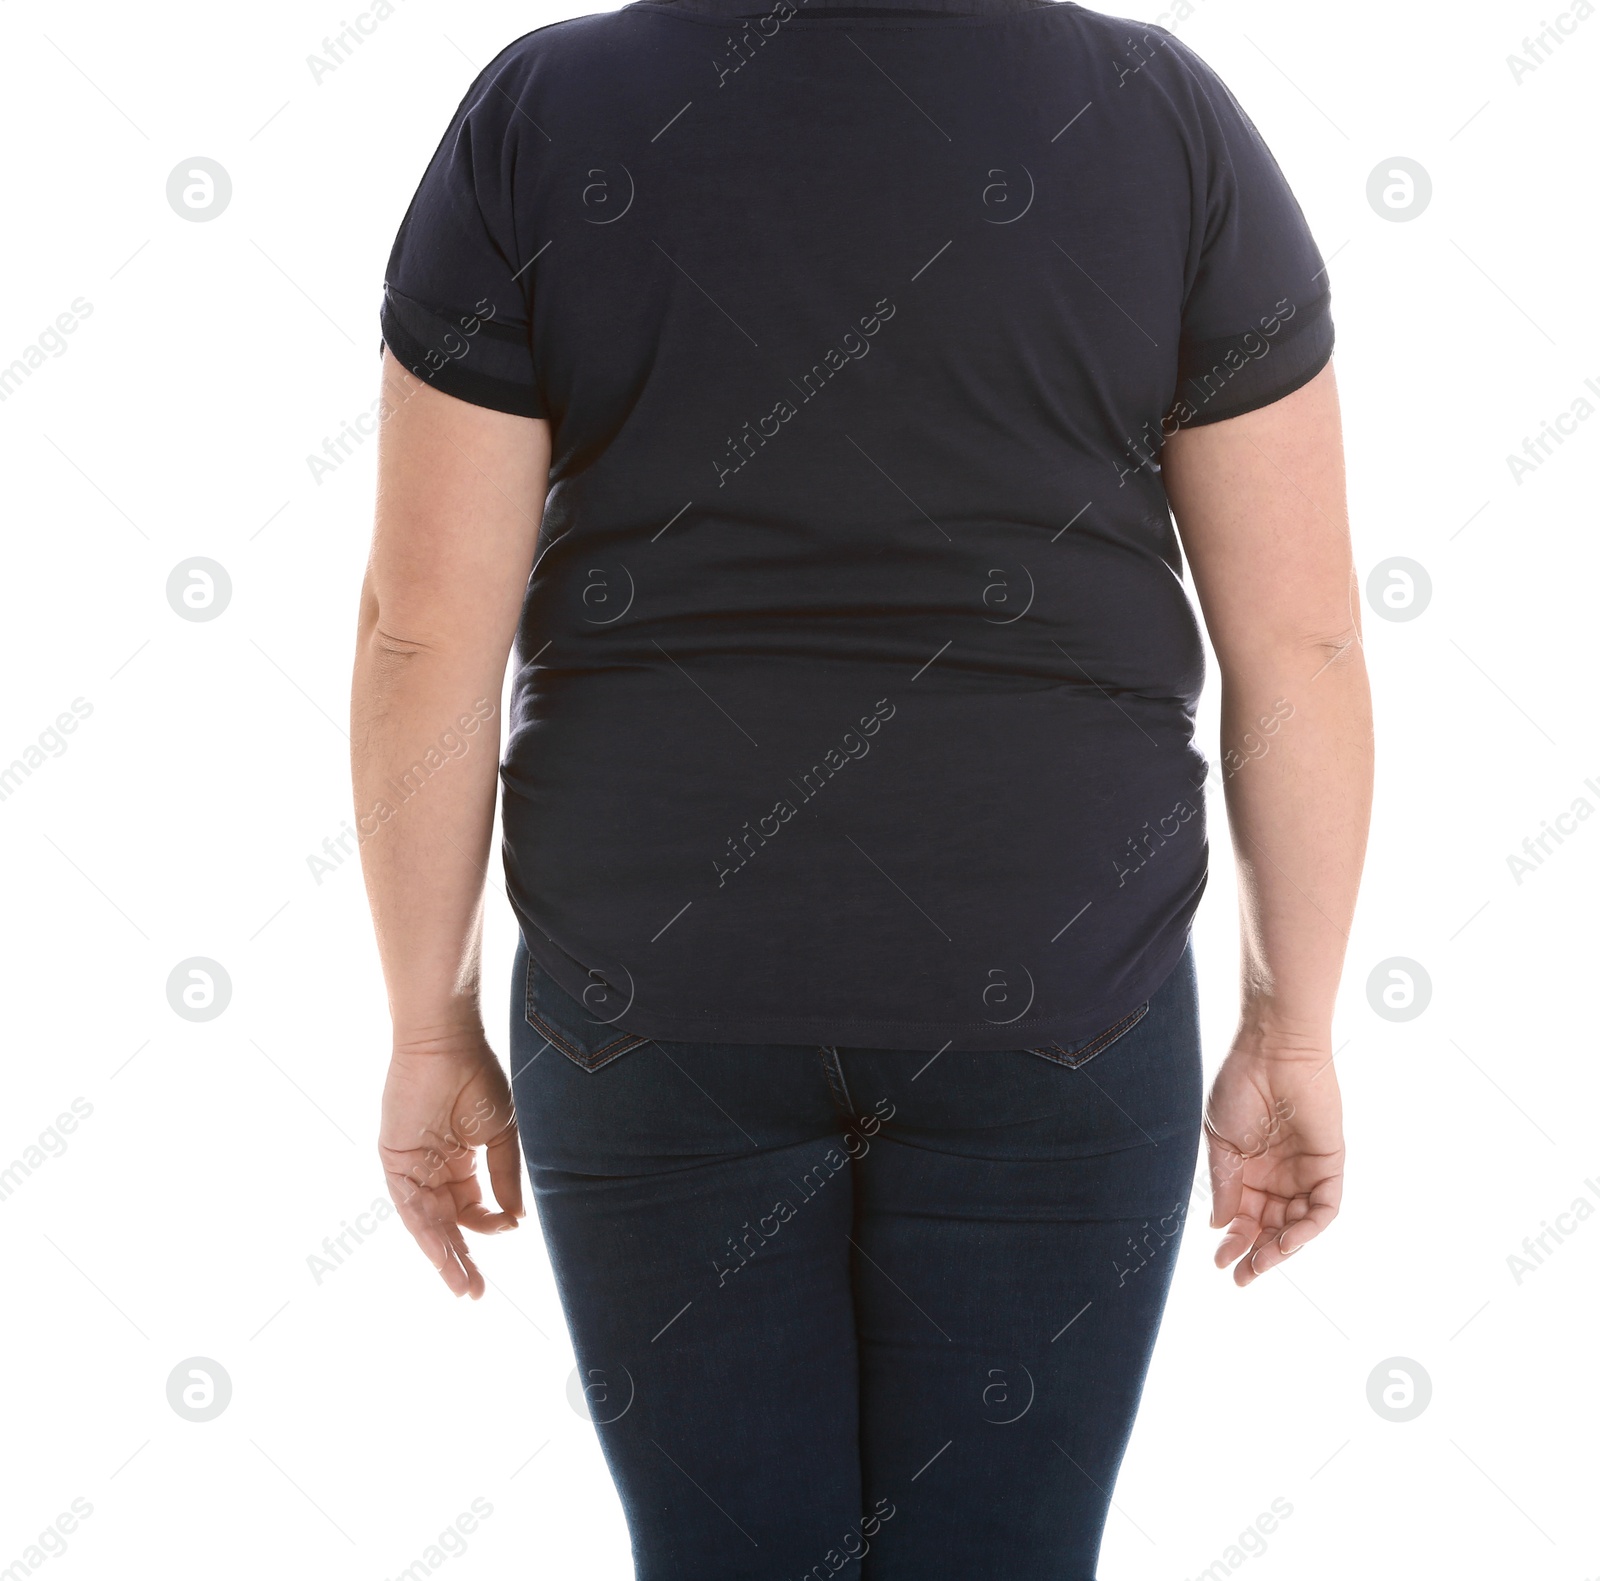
[1159,34,1334,429]
[379,50,545,418]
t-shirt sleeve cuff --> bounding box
[379,285,547,420]
[1166,297,1334,429]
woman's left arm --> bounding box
[1162,361,1374,1286]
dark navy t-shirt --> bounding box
[379,0,1334,1050]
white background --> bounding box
[2,0,1596,1576]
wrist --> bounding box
[390,1012,487,1059]
[1231,1002,1332,1058]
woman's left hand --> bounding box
[1204,1041,1344,1288]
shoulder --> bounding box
[470,4,657,81]
[1056,5,1240,110]
[447,4,671,142]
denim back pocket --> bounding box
[1024,1000,1150,1069]
[524,953,648,1073]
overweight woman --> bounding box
[352,1,1372,1575]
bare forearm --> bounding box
[350,607,505,1048]
[351,355,547,1050]
[1218,640,1372,1039]
[1161,364,1369,1042]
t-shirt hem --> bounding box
[519,922,1194,1053]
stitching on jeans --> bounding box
[815,1046,855,1118]
[525,1003,645,1071]
[1024,1000,1150,1069]
[524,956,646,1072]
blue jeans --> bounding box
[510,937,1203,1580]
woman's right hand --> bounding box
[1203,1039,1344,1288]
[379,1032,525,1299]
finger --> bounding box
[445,1150,518,1236]
[444,1228,486,1299]
[390,1172,481,1298]
[394,1192,470,1295]
[429,1164,492,1294]
[460,1199,516,1234]
[1224,1218,1284,1286]
[1255,1194,1290,1233]
[430,1207,485,1298]
[1238,1226,1290,1286]
[485,1121,525,1222]
[1215,1212,1260,1270]
[1238,1194,1340,1285]
[1214,1177,1275,1267]
[1276,1194,1339,1257]
[1206,1134,1247,1231]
